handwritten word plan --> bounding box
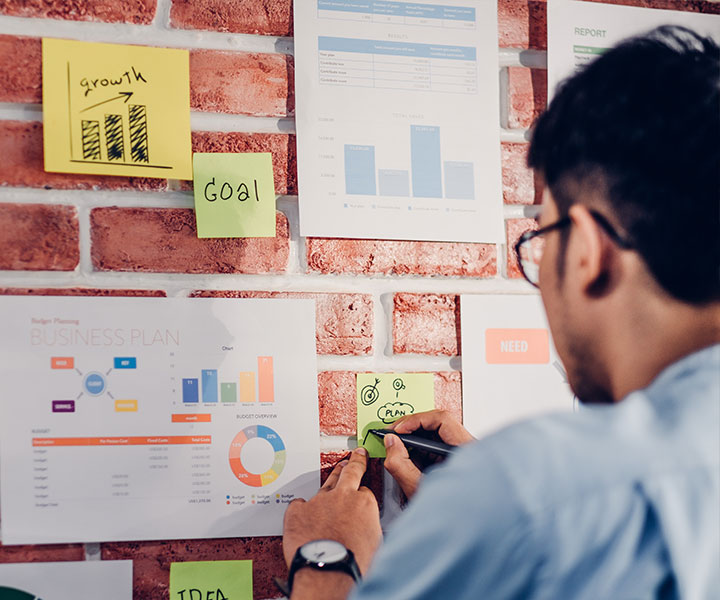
[357,373,435,457]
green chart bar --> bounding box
[221,382,237,403]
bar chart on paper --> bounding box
[0,296,320,544]
[344,125,475,200]
[295,0,503,242]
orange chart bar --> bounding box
[258,356,274,403]
[33,435,212,447]
[51,357,74,369]
[239,372,256,403]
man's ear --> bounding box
[567,205,613,297]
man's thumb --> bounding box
[383,434,420,498]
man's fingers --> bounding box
[391,410,474,446]
[383,434,421,499]
[336,447,368,490]
[320,459,349,491]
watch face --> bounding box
[300,539,348,564]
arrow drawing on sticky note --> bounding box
[79,91,134,113]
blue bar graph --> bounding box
[182,378,199,403]
[378,169,410,197]
[411,125,442,198]
[201,369,218,403]
[344,145,376,195]
[444,161,474,199]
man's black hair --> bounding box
[528,25,720,304]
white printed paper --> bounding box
[0,297,320,544]
[0,560,132,600]
[548,0,720,97]
[294,0,503,243]
[460,294,575,438]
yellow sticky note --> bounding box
[357,373,435,458]
[169,560,252,600]
[42,38,192,179]
[192,153,276,238]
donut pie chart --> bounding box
[229,425,286,487]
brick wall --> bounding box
[1,0,717,598]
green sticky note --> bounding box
[169,560,252,600]
[193,152,276,238]
[357,373,435,458]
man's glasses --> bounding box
[514,210,633,288]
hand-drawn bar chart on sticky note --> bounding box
[41,38,192,179]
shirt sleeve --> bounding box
[349,441,544,600]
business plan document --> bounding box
[0,297,320,544]
[294,0,503,242]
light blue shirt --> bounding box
[352,345,720,599]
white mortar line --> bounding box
[499,67,510,130]
[0,103,42,121]
[84,542,101,561]
[500,127,531,143]
[0,14,293,54]
[320,436,355,451]
[191,112,295,134]
[499,48,548,68]
[76,202,93,278]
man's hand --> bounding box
[384,410,475,499]
[283,447,382,576]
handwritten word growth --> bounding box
[80,66,147,97]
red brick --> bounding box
[0,35,41,103]
[321,452,384,512]
[170,0,293,36]
[507,67,547,129]
[502,142,541,205]
[434,371,463,422]
[0,0,156,23]
[0,122,166,191]
[318,371,462,436]
[306,239,497,278]
[393,294,460,356]
[186,132,296,195]
[506,218,537,279]
[0,203,78,271]
[191,291,373,355]
[90,208,289,274]
[0,543,85,563]
[101,537,284,599]
[0,287,166,297]
[318,371,357,436]
[190,50,294,117]
[498,0,547,50]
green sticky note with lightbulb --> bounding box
[356,373,435,458]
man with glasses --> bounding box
[281,26,720,599]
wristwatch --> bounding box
[280,539,362,595]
